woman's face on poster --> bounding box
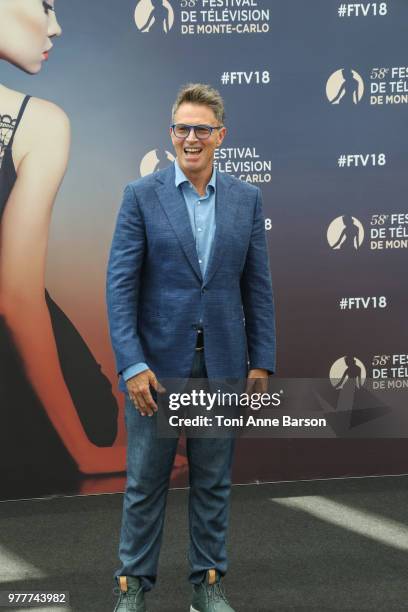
[0,0,62,74]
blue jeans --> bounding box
[115,349,236,591]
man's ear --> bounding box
[217,127,227,146]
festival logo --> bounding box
[326,69,364,104]
[327,215,364,250]
[140,148,175,176]
[330,356,367,389]
[134,0,174,33]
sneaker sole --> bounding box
[190,607,200,612]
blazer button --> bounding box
[201,287,206,294]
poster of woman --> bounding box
[0,0,126,499]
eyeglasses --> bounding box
[171,124,224,141]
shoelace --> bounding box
[112,586,143,611]
[207,581,229,603]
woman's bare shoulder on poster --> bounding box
[12,95,70,173]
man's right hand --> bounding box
[126,369,166,417]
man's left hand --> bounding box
[245,368,269,394]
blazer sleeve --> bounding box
[106,183,147,376]
[240,187,276,374]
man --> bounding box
[107,83,276,612]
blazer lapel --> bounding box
[155,165,203,283]
[204,172,234,286]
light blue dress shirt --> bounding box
[122,160,217,382]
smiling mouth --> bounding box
[184,147,202,157]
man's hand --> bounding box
[126,369,166,417]
[245,368,269,395]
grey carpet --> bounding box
[1,476,408,611]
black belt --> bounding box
[195,329,204,351]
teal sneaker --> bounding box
[113,576,146,611]
[190,569,235,612]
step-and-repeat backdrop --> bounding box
[1,0,407,499]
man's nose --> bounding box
[185,128,199,143]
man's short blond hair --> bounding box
[172,83,225,124]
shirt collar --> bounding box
[174,159,217,193]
